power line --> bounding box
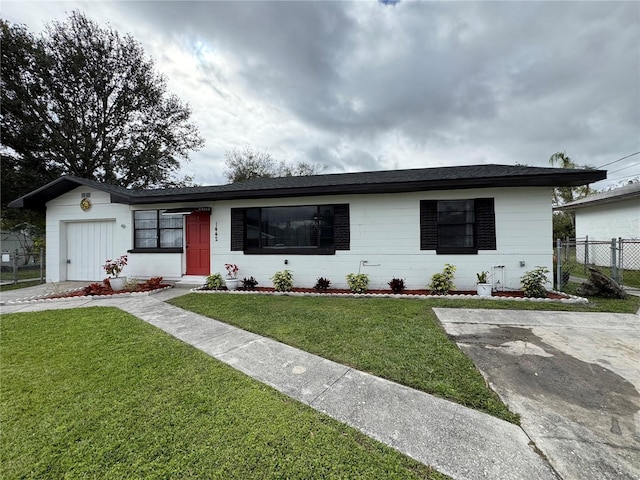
[596,151,640,169]
[607,161,640,175]
[592,172,640,184]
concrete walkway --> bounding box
[1,284,558,480]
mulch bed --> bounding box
[47,278,171,299]
[206,286,569,299]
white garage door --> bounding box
[66,221,115,281]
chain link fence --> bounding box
[0,249,46,285]
[555,237,640,290]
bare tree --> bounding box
[224,145,325,183]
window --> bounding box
[437,200,475,249]
[132,210,183,252]
[420,198,496,254]
[231,204,350,254]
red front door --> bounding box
[186,211,210,275]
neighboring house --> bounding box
[555,182,639,269]
[0,230,26,266]
[555,182,640,241]
[9,164,605,290]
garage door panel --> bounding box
[67,221,115,281]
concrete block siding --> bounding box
[46,185,553,290]
[212,187,552,291]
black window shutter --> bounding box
[475,198,496,250]
[333,204,350,250]
[420,200,438,250]
[230,208,245,251]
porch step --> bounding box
[174,275,208,287]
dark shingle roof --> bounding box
[9,163,606,210]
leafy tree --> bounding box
[552,210,575,242]
[224,145,325,183]
[548,151,596,240]
[1,11,203,203]
[548,151,593,205]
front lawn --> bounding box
[0,307,446,480]
[170,294,520,423]
[169,290,639,424]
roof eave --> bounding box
[7,176,134,211]
[128,171,606,204]
[555,191,640,210]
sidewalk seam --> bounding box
[309,366,352,406]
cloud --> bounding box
[3,1,638,188]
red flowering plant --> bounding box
[224,263,239,279]
[103,255,128,278]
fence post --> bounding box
[40,247,45,284]
[556,238,562,291]
[13,249,19,284]
[618,237,623,286]
[584,235,589,267]
[610,238,619,283]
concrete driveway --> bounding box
[435,308,640,480]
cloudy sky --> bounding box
[4,1,639,188]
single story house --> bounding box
[554,182,639,269]
[555,182,640,241]
[9,164,605,290]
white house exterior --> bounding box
[557,182,640,241]
[556,182,639,269]
[10,164,605,290]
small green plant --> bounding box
[314,277,331,291]
[205,273,224,290]
[388,278,406,293]
[521,266,549,298]
[430,264,456,295]
[346,273,369,293]
[476,271,489,283]
[271,270,294,292]
[242,276,259,290]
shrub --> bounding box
[476,271,489,283]
[144,277,164,288]
[84,282,110,295]
[205,273,224,290]
[314,277,331,291]
[521,267,549,298]
[430,264,456,295]
[271,270,294,292]
[242,276,259,290]
[388,278,406,293]
[346,273,369,293]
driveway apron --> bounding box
[435,308,640,480]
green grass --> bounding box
[0,266,44,283]
[0,280,42,291]
[169,290,639,424]
[170,294,520,423]
[1,307,447,480]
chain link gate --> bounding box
[555,237,640,291]
[0,248,46,285]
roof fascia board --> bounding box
[555,191,640,210]
[9,167,606,209]
[129,172,606,204]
